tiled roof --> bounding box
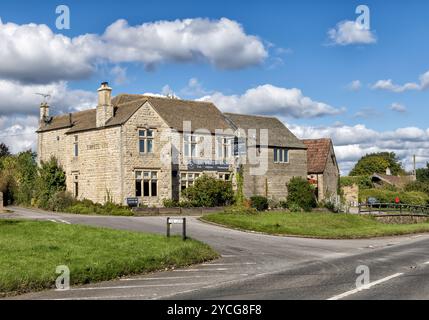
[224,113,306,148]
[302,138,333,173]
[371,173,415,188]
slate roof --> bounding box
[38,94,232,134]
[302,138,334,173]
[224,113,306,149]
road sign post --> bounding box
[166,217,187,241]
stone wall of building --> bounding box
[319,145,339,201]
[243,147,307,201]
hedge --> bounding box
[359,189,429,206]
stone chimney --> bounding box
[96,82,113,127]
[40,102,49,123]
[386,167,392,176]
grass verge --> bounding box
[0,219,218,296]
[202,211,429,239]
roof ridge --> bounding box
[224,112,279,119]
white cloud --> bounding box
[290,123,429,175]
[0,18,267,83]
[199,84,344,119]
[390,103,407,113]
[328,20,376,46]
[0,115,38,153]
[180,78,211,97]
[0,80,97,115]
[347,80,362,91]
[372,70,429,93]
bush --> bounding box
[65,200,133,216]
[223,206,258,215]
[47,191,77,211]
[404,181,429,195]
[279,200,288,209]
[359,189,429,206]
[35,157,66,209]
[287,177,317,212]
[182,175,235,207]
[250,196,269,211]
[163,199,179,208]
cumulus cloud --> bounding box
[0,80,97,115]
[372,70,429,93]
[199,84,344,119]
[0,115,39,153]
[328,21,376,46]
[290,123,429,174]
[390,103,407,113]
[180,78,211,97]
[0,18,267,83]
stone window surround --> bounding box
[138,128,155,154]
[273,147,289,164]
[135,170,158,198]
[180,172,201,192]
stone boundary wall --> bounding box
[373,214,429,224]
[132,206,224,216]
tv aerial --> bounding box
[35,93,52,104]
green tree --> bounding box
[416,163,429,183]
[287,177,317,212]
[349,152,405,176]
[14,151,38,205]
[0,143,10,159]
[35,156,66,209]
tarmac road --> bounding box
[3,206,429,300]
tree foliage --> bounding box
[349,152,405,176]
[416,163,429,183]
[35,156,66,209]
[0,143,10,159]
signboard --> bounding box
[187,160,230,172]
[169,218,185,224]
[126,197,139,208]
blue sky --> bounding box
[0,0,428,173]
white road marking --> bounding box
[327,273,403,300]
[120,275,214,281]
[201,262,257,266]
[48,219,58,223]
[58,219,71,225]
[173,268,229,272]
[64,282,204,292]
[221,255,237,258]
[423,261,429,265]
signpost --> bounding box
[167,217,187,241]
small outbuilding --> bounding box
[302,138,339,202]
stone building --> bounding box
[37,82,308,206]
[303,138,339,202]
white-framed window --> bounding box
[73,135,78,157]
[218,173,231,181]
[139,129,154,153]
[135,170,158,197]
[180,172,200,192]
[216,137,233,160]
[184,134,198,158]
[274,148,289,163]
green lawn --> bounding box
[0,220,218,296]
[202,211,429,239]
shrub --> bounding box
[279,200,288,209]
[182,175,235,207]
[288,203,304,213]
[47,191,77,211]
[223,206,258,215]
[35,157,66,209]
[287,177,317,212]
[250,196,269,211]
[163,199,179,208]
